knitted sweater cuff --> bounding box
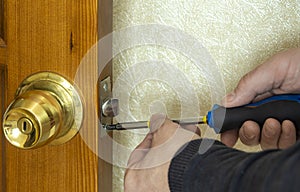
[168,139,202,191]
[168,139,223,192]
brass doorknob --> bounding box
[2,72,83,149]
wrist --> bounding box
[168,139,202,192]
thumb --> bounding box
[222,78,258,108]
[127,133,153,168]
[222,64,276,107]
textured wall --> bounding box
[112,1,300,191]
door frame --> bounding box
[98,0,113,191]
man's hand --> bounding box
[124,114,200,192]
[221,48,300,149]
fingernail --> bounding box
[282,120,293,137]
[264,119,280,138]
[264,126,277,138]
[243,128,255,140]
[222,93,236,105]
[149,113,167,132]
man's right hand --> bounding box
[221,48,300,150]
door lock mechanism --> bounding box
[99,76,122,130]
[2,72,83,149]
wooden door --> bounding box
[0,0,113,191]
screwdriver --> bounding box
[104,94,300,134]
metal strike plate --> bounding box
[99,76,118,128]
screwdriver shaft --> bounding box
[104,116,206,130]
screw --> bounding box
[103,82,108,92]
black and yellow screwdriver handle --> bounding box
[206,94,300,134]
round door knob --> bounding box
[2,72,83,149]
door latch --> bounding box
[99,76,119,129]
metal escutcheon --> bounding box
[2,72,83,149]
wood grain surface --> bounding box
[2,0,112,191]
[0,0,4,40]
[0,1,6,190]
[0,65,7,192]
[0,38,5,64]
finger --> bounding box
[142,123,200,168]
[151,119,179,147]
[149,113,182,148]
[252,91,274,103]
[149,113,167,133]
[135,133,153,149]
[221,129,239,147]
[222,61,282,108]
[239,121,260,146]
[261,118,281,150]
[278,120,296,149]
[221,73,264,107]
[127,133,153,167]
[181,124,201,136]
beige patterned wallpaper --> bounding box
[112,1,300,191]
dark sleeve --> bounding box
[168,139,300,192]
